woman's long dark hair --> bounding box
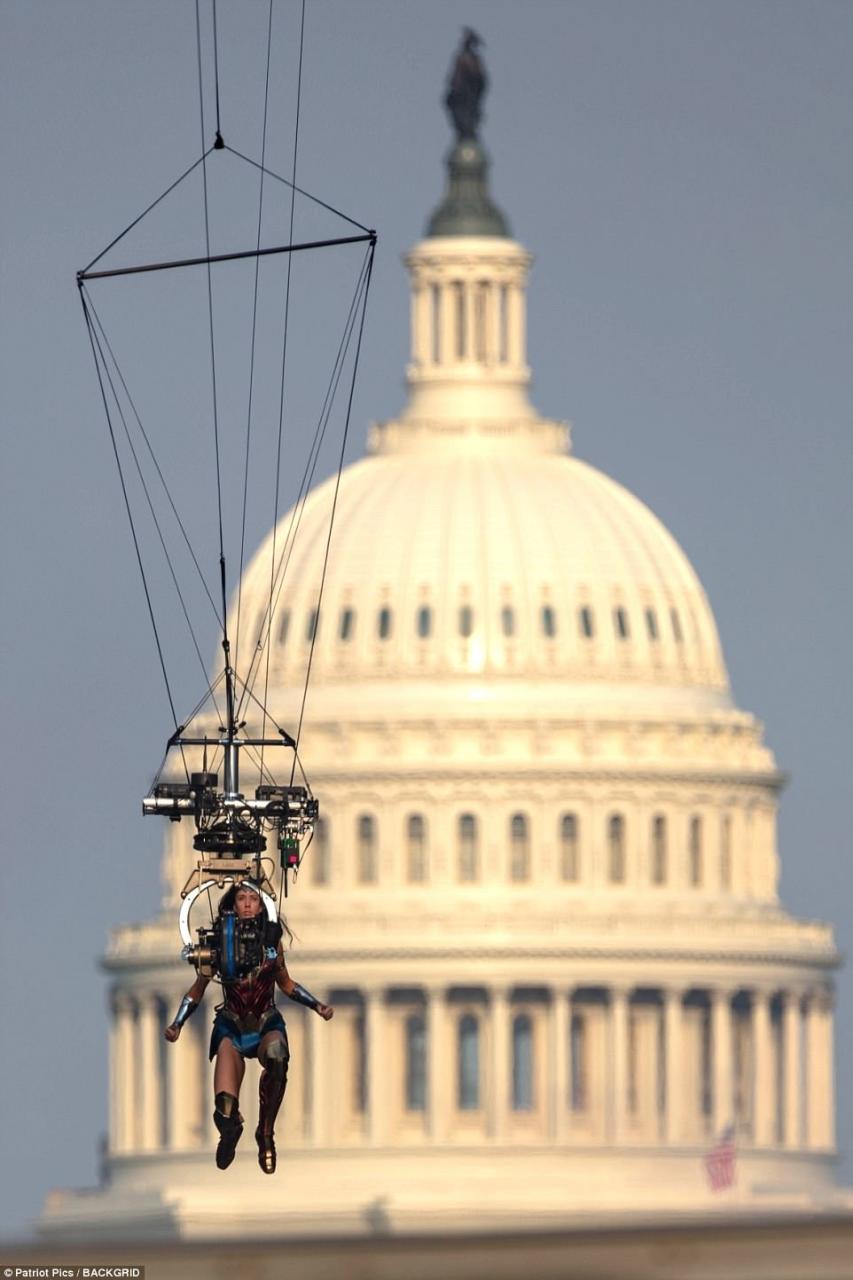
[217,881,293,947]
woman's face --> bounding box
[234,888,263,919]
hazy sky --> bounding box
[1,0,851,1239]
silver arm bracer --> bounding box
[287,982,322,1013]
[171,995,199,1028]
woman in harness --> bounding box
[164,882,333,1174]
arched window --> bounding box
[645,608,659,641]
[457,1014,480,1110]
[416,605,432,639]
[458,813,479,882]
[277,608,290,645]
[311,817,330,886]
[306,607,320,643]
[614,607,630,640]
[406,813,427,883]
[651,814,667,885]
[339,607,355,641]
[510,812,530,882]
[560,813,579,882]
[671,608,683,643]
[690,815,703,887]
[357,814,377,884]
[570,1011,587,1112]
[377,606,392,640]
[720,814,732,891]
[512,1013,534,1111]
[541,604,557,638]
[405,1013,426,1112]
[458,604,474,638]
[608,813,626,883]
[579,606,595,639]
[500,605,515,638]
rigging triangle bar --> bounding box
[78,232,376,282]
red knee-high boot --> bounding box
[256,1041,289,1174]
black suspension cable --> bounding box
[290,239,376,780]
[236,247,371,716]
[292,746,312,796]
[233,671,294,745]
[180,667,226,737]
[242,253,369,705]
[295,823,314,873]
[234,247,371,719]
[234,0,275,681]
[222,145,371,234]
[243,742,277,788]
[261,0,306,775]
[81,149,214,277]
[79,286,189,781]
[195,0,230,719]
[149,668,226,790]
[212,0,223,146]
[83,290,224,727]
[84,293,221,626]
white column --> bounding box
[427,985,450,1144]
[461,281,473,361]
[819,988,829,1152]
[711,988,733,1135]
[664,988,684,1144]
[108,993,120,1155]
[413,283,431,364]
[782,990,803,1149]
[820,992,836,1148]
[167,1001,203,1150]
[807,988,835,1149]
[550,989,569,1142]
[609,987,629,1144]
[203,1034,218,1148]
[366,987,387,1146]
[137,993,162,1151]
[490,987,510,1143]
[486,281,500,365]
[508,282,525,366]
[411,284,421,362]
[752,989,775,1146]
[308,998,329,1148]
[111,992,136,1154]
[441,282,456,366]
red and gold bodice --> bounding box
[220,957,278,1025]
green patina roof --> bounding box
[426,139,510,239]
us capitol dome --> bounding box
[43,60,843,1242]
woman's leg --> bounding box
[214,1037,246,1098]
[256,1029,290,1174]
[212,1038,246,1170]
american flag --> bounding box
[705,1124,737,1191]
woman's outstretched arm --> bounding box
[275,951,333,1021]
[164,973,210,1041]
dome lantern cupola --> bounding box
[384,30,547,442]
